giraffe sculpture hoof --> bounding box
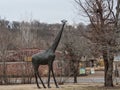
[56,86,59,88]
[43,86,46,88]
[44,87,46,88]
[37,86,41,89]
[48,86,51,88]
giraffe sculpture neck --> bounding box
[48,23,66,52]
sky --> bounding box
[0,0,88,25]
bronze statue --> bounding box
[32,20,67,88]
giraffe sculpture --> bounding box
[32,20,67,88]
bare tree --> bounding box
[61,25,91,83]
[0,21,15,84]
[18,21,36,83]
[75,0,120,87]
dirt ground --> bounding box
[0,84,82,90]
[0,83,120,90]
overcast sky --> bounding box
[0,0,88,24]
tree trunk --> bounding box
[2,56,8,85]
[73,61,79,83]
[103,50,114,87]
[74,76,77,83]
[74,73,77,83]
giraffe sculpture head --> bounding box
[61,19,67,24]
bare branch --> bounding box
[75,0,98,30]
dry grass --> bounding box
[0,84,82,90]
[0,83,120,90]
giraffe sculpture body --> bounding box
[32,20,67,88]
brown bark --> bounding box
[73,61,79,83]
[74,74,77,83]
[103,49,114,87]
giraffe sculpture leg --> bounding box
[48,63,51,88]
[51,64,59,88]
[47,62,59,88]
[34,66,46,88]
[37,71,46,88]
[34,72,40,88]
